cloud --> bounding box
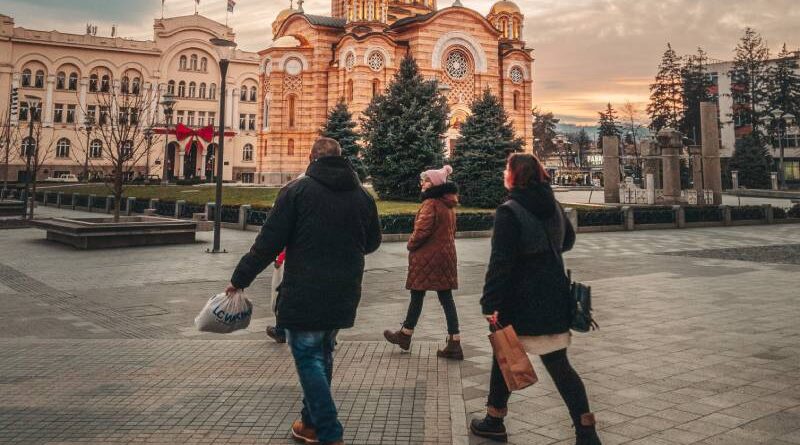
[4,0,799,124]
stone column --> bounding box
[225,85,234,128]
[43,74,56,126]
[689,146,705,205]
[700,102,723,205]
[646,173,656,205]
[657,128,683,205]
[232,87,240,130]
[77,78,88,125]
[177,151,185,178]
[602,135,621,204]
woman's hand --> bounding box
[485,311,499,325]
[225,283,241,297]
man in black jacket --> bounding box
[226,137,381,445]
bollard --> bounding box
[239,205,251,231]
[205,202,216,221]
[621,206,634,231]
[720,205,732,226]
[148,198,159,210]
[763,204,773,224]
[175,200,186,219]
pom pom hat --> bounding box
[421,165,453,186]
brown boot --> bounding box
[290,419,319,444]
[437,336,464,360]
[383,328,412,351]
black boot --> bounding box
[470,415,507,442]
[575,413,601,445]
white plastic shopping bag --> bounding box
[195,291,253,333]
[270,263,284,315]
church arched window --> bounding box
[372,79,380,98]
[287,95,297,128]
[510,66,524,84]
[346,80,354,103]
[444,49,471,81]
[287,139,295,156]
[513,91,520,111]
[367,51,384,71]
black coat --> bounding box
[230,156,382,331]
[480,183,576,336]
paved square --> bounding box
[1,206,799,444]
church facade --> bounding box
[257,0,534,184]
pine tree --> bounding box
[728,134,772,189]
[647,43,684,133]
[729,27,771,136]
[320,99,367,181]
[361,55,449,200]
[450,89,524,208]
[767,44,800,118]
[680,48,714,143]
[573,128,592,168]
[597,103,621,149]
[531,107,559,159]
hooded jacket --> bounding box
[406,182,459,291]
[480,183,576,336]
[230,156,382,331]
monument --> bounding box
[700,102,723,205]
[603,135,621,203]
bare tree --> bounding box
[23,111,56,219]
[1,108,22,196]
[621,101,645,180]
[76,69,160,222]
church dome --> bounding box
[272,8,298,36]
[490,1,521,15]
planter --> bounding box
[30,216,198,249]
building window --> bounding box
[68,72,78,91]
[510,66,523,84]
[372,79,380,98]
[187,111,195,127]
[21,69,32,87]
[190,54,198,71]
[121,140,133,160]
[56,72,66,90]
[132,77,141,95]
[444,49,470,80]
[167,80,176,95]
[21,137,35,157]
[90,139,103,158]
[178,81,186,97]
[240,88,248,102]
[100,74,110,92]
[239,114,246,130]
[263,99,270,130]
[53,104,64,123]
[513,91,520,111]
[121,76,130,94]
[200,57,208,72]
[199,83,207,99]
[288,139,295,156]
[250,86,257,102]
[243,143,253,161]
[66,105,76,124]
[248,114,256,131]
[287,95,296,128]
[99,106,109,125]
[209,83,217,100]
[19,102,29,121]
[176,111,185,125]
[208,112,216,126]
[198,111,206,127]
[241,172,254,183]
[89,74,99,92]
[346,80,354,103]
[188,82,196,98]
[56,138,71,158]
[35,70,45,88]
[179,55,187,70]
[367,51,384,71]
[345,52,356,72]
[87,105,97,122]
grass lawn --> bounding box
[37,183,491,215]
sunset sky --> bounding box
[3,0,798,125]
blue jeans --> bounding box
[286,329,342,443]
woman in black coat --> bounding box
[470,154,601,445]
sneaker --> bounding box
[266,326,286,344]
[470,415,508,442]
[291,419,318,444]
[436,337,464,360]
[383,329,412,351]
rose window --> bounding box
[445,50,471,80]
[510,67,524,84]
[345,53,356,72]
[367,51,384,72]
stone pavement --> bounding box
[1,206,799,444]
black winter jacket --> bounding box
[480,183,576,336]
[230,156,382,331]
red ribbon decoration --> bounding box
[175,123,215,155]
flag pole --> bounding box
[161,0,164,18]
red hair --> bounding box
[506,153,550,189]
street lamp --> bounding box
[209,37,237,254]
[760,109,797,190]
[143,125,154,185]
[83,115,95,182]
[23,95,41,218]
[159,92,177,185]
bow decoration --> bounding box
[175,123,215,154]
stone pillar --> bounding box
[657,128,682,205]
[700,102,723,205]
[239,204,251,231]
[771,172,779,191]
[646,173,656,205]
[731,171,739,190]
[674,205,686,228]
[43,74,55,126]
[621,206,634,231]
[148,198,159,210]
[77,78,88,125]
[602,135,621,204]
[689,146,705,205]
[177,151,185,178]
[721,205,732,226]
[763,204,774,224]
[175,200,186,219]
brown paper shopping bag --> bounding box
[488,322,538,391]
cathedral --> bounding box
[257,0,534,185]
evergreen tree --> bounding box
[574,128,592,168]
[729,27,771,136]
[767,44,800,118]
[320,99,367,181]
[597,103,621,149]
[647,43,684,132]
[728,134,772,189]
[361,54,449,200]
[451,89,524,208]
[680,48,714,143]
[532,107,559,158]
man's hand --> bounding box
[485,311,499,325]
[225,283,241,297]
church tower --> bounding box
[387,0,437,23]
[333,0,390,23]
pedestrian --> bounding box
[470,153,601,444]
[265,250,287,344]
[384,165,463,360]
[226,137,382,445]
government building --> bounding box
[0,0,534,185]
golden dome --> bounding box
[490,1,521,15]
[275,8,298,23]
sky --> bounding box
[3,0,798,125]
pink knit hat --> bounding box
[421,165,453,186]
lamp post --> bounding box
[760,109,797,190]
[143,125,154,185]
[159,92,177,185]
[23,95,41,219]
[210,37,237,253]
[83,115,94,182]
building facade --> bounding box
[0,13,261,183]
[1,0,535,186]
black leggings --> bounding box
[402,290,460,335]
[488,348,590,426]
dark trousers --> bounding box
[402,289,460,335]
[488,348,591,427]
